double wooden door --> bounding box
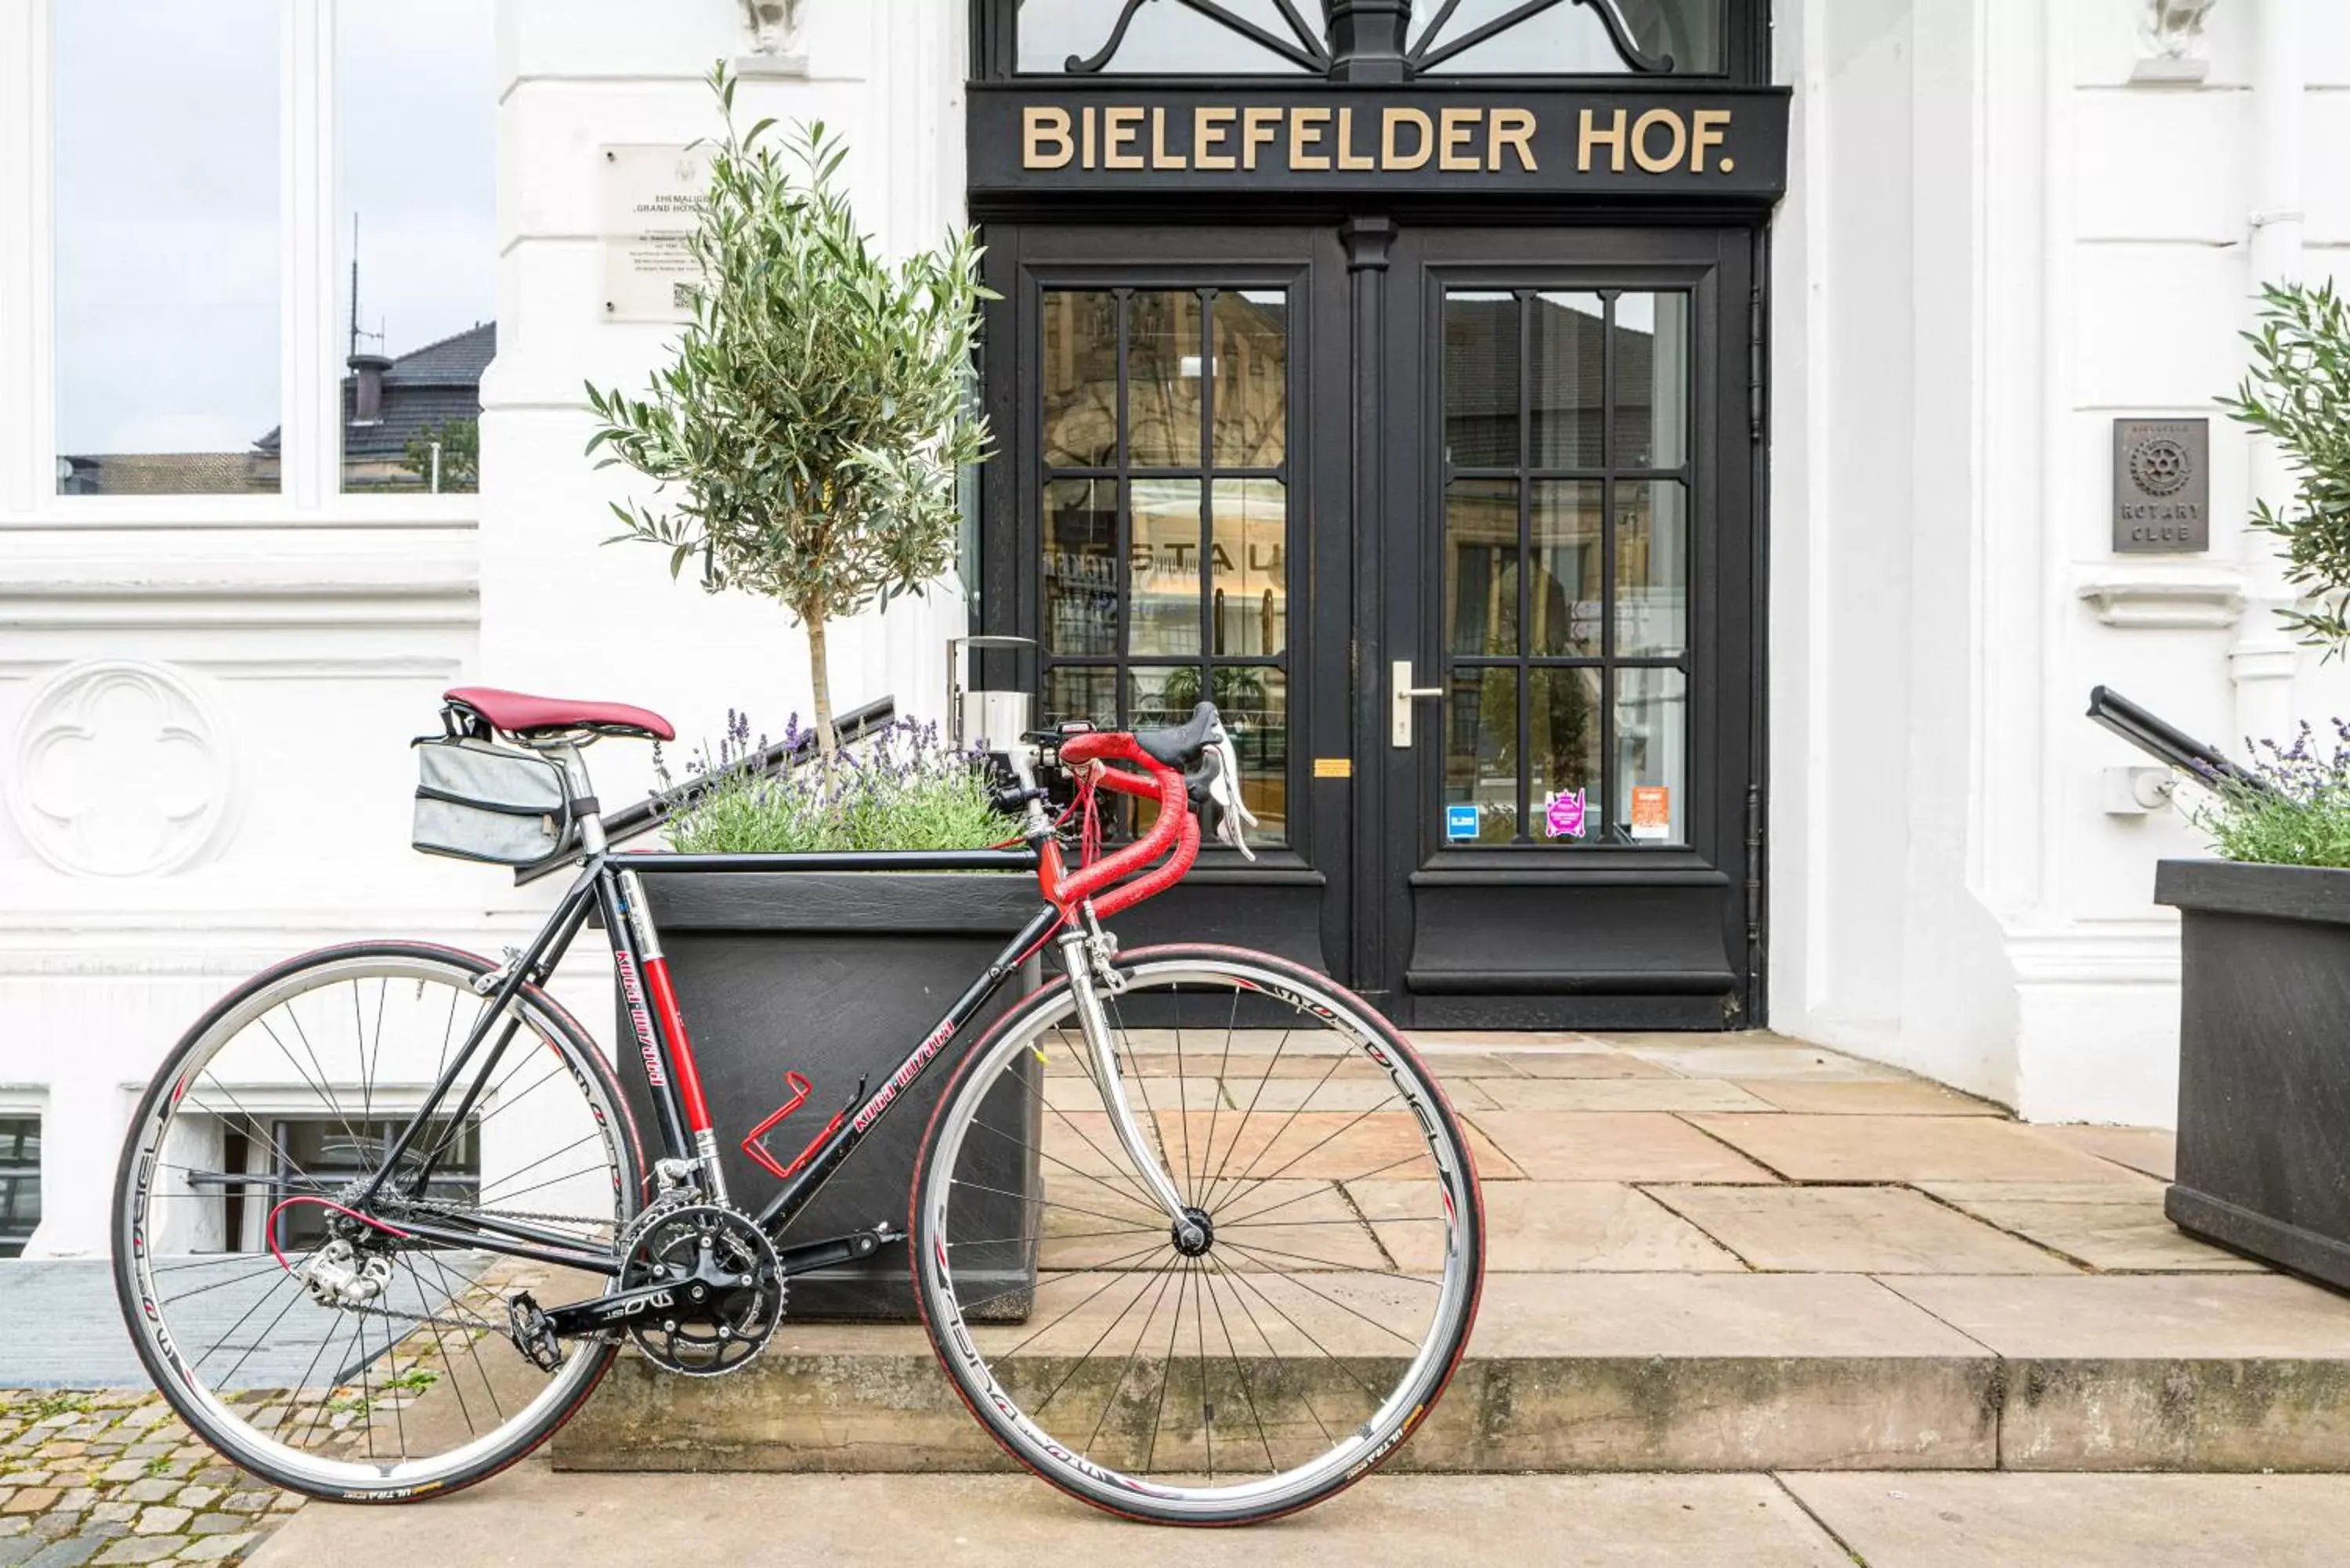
[979,220,1759,1028]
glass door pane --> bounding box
[1438,287,1693,847]
[1036,285,1292,848]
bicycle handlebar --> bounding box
[1039,730,1202,918]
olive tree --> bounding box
[2222,279,2350,652]
[585,65,989,754]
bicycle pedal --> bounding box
[507,1291,565,1372]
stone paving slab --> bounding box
[1348,1180,1743,1273]
[1780,1471,2350,1566]
[2035,1124,2176,1180]
[1466,1111,1781,1182]
[1682,1115,2130,1183]
[1730,1080,2006,1116]
[1879,1274,2350,1359]
[1466,1077,1776,1112]
[1645,1186,2076,1275]
[246,1469,1853,1568]
[1921,1183,2261,1273]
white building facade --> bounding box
[0,0,2341,1259]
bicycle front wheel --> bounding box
[113,941,645,1501]
[910,944,1484,1526]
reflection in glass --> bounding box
[1415,0,1723,74]
[337,0,495,493]
[1445,667,1519,844]
[1444,292,1518,468]
[1128,479,1204,655]
[1530,292,1606,468]
[1530,480,1603,656]
[1017,0,1321,74]
[1616,292,1690,469]
[1043,667,1119,732]
[1129,291,1203,468]
[1212,291,1288,468]
[1617,480,1689,657]
[55,0,280,495]
[1043,479,1120,655]
[1213,479,1286,657]
[1531,667,1604,838]
[1446,480,1520,658]
[1043,291,1119,468]
[1614,667,1689,844]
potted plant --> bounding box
[584,65,988,757]
[614,714,1041,1319]
[581,69,1021,1317]
[2158,280,2350,1285]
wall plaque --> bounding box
[2113,417,2210,554]
[601,144,716,323]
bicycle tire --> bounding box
[909,942,1484,1526]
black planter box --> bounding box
[614,871,1043,1320]
[2157,858,2350,1291]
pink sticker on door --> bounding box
[1544,789,1587,840]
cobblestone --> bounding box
[0,1394,300,1568]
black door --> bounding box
[981,224,1355,970]
[982,221,1762,1028]
[1373,226,1759,1028]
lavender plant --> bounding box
[2196,721,2350,868]
[656,711,1016,855]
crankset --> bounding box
[591,1203,783,1377]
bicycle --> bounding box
[112,685,1485,1526]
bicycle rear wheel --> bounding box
[113,941,644,1501]
[909,944,1484,1526]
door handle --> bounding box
[1391,660,1445,748]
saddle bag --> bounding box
[412,735,574,865]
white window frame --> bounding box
[0,0,486,531]
[0,1089,45,1259]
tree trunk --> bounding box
[804,606,838,758]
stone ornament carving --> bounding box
[743,0,808,56]
[2134,0,2216,83]
[9,660,237,877]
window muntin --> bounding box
[269,1117,479,1251]
[1037,286,1292,847]
[0,1117,39,1259]
[334,1,497,494]
[1441,286,1691,847]
[1017,0,1325,75]
[53,0,281,497]
[1414,0,1723,74]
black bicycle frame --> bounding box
[352,845,1055,1279]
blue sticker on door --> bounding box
[1444,803,1480,842]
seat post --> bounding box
[542,739,606,854]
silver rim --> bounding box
[118,952,632,1497]
[916,955,1479,1521]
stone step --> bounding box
[550,1272,2350,1474]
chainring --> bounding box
[615,1201,783,1378]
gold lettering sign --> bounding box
[1015,104,1741,178]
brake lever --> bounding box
[1199,721,1259,862]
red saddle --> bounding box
[444,686,674,742]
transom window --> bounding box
[1441,287,1692,847]
[1038,287,1292,847]
[1006,0,1730,78]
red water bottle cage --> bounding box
[1036,732,1200,919]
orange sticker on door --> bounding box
[1629,785,1672,841]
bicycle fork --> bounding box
[1055,922,1202,1244]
